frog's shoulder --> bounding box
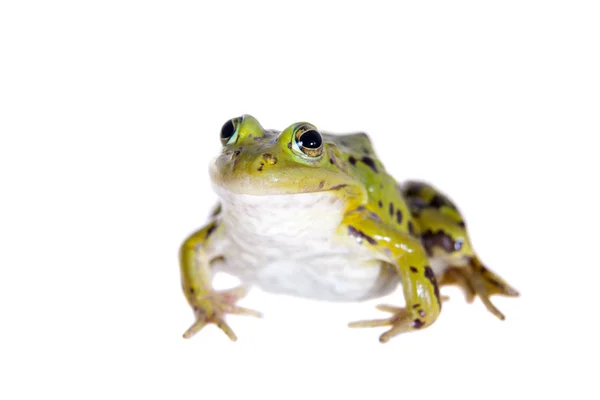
[322,132,375,156]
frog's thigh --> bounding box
[403,181,519,319]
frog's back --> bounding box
[324,132,417,236]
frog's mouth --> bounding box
[209,156,365,199]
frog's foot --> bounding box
[441,258,519,320]
[440,268,477,303]
[183,285,262,341]
[349,304,435,343]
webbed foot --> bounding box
[441,258,519,320]
[183,286,262,340]
[349,303,444,343]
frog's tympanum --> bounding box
[179,115,519,343]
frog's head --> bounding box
[210,115,365,200]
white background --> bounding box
[1,1,599,399]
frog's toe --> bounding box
[183,319,208,339]
[440,268,477,303]
[348,307,415,343]
[182,286,262,340]
[182,312,238,341]
[222,304,263,318]
[204,285,251,303]
[375,304,404,313]
[348,317,396,328]
[442,258,519,321]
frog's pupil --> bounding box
[220,119,235,141]
[299,130,322,149]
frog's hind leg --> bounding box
[401,180,519,320]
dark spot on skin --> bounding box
[370,212,382,222]
[396,209,403,224]
[189,288,195,294]
[424,266,441,308]
[412,304,421,309]
[421,229,458,256]
[232,149,242,169]
[368,211,382,222]
[319,180,325,190]
[378,200,383,208]
[287,142,292,149]
[430,194,449,208]
[389,202,394,217]
[409,198,429,212]
[329,184,348,191]
[410,266,418,273]
[248,134,253,139]
[486,276,506,290]
[362,146,370,154]
[209,203,222,217]
[348,225,378,246]
[404,183,425,197]
[419,309,426,318]
[458,221,466,228]
[413,319,425,329]
[263,153,278,165]
[206,222,217,238]
[361,156,378,173]
[424,266,435,280]
[349,156,357,166]
[408,221,415,236]
[257,162,264,172]
[327,149,348,172]
[356,206,382,222]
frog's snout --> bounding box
[227,148,279,174]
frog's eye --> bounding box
[220,117,242,145]
[293,124,324,158]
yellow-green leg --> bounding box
[343,210,442,343]
[179,220,261,340]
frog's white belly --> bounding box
[213,188,398,301]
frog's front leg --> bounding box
[344,210,441,343]
[179,220,261,340]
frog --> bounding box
[178,115,519,343]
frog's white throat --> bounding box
[214,186,346,246]
[212,186,394,301]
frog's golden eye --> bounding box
[220,116,242,145]
[293,124,324,158]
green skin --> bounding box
[179,115,519,343]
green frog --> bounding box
[179,115,519,343]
